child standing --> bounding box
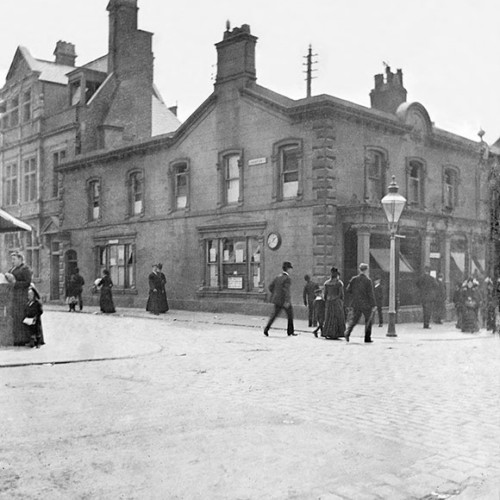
[312,287,325,338]
[23,285,44,348]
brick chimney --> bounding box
[370,66,407,114]
[53,41,77,66]
[215,23,257,87]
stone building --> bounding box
[56,20,492,319]
[0,0,180,300]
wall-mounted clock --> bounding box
[267,232,282,250]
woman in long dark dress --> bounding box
[99,269,116,313]
[146,264,162,315]
[321,267,346,340]
[461,278,480,333]
[24,286,44,348]
[157,263,169,313]
[5,252,33,346]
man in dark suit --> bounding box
[416,266,437,329]
[303,274,318,327]
[345,263,377,343]
[264,261,297,337]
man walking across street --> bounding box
[264,261,297,337]
[416,266,437,329]
[345,263,376,343]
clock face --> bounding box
[267,232,281,250]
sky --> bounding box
[1,0,499,144]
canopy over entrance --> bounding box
[0,209,31,233]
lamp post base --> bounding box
[386,312,397,337]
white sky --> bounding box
[1,0,499,143]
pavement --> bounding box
[0,305,499,499]
[0,304,493,368]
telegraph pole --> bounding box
[303,45,318,98]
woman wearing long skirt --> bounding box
[24,285,44,348]
[461,278,479,333]
[321,267,346,340]
[146,264,162,315]
[99,269,116,313]
[5,252,33,346]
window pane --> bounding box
[283,180,298,198]
[227,178,239,203]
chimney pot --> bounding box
[53,41,77,66]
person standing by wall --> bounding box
[146,264,163,316]
[264,261,296,337]
[303,274,318,327]
[157,263,169,313]
[432,272,446,324]
[416,266,437,329]
[344,263,376,343]
[71,268,85,312]
[99,269,116,314]
[5,252,32,346]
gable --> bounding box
[5,47,38,83]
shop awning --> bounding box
[451,252,465,272]
[0,209,31,233]
[370,248,414,273]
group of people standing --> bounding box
[266,261,378,343]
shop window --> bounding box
[4,162,18,206]
[365,148,387,202]
[202,235,262,292]
[87,179,101,221]
[96,242,136,289]
[23,157,37,202]
[406,159,425,207]
[169,161,190,211]
[127,170,144,216]
[272,139,303,201]
[443,167,459,210]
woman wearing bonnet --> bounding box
[5,251,33,346]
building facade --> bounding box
[56,22,493,318]
[0,0,180,300]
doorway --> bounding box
[65,249,78,298]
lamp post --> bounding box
[381,176,406,337]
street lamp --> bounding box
[381,176,407,337]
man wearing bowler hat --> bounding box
[264,261,297,337]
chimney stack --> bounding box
[215,24,257,88]
[54,41,77,66]
[370,66,407,114]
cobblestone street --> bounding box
[0,308,499,499]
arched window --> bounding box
[443,166,459,210]
[406,159,426,207]
[168,160,190,212]
[365,148,387,202]
[217,150,243,207]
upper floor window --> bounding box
[88,179,101,221]
[70,80,81,106]
[23,157,37,202]
[175,163,188,210]
[25,231,40,279]
[443,167,459,210]
[406,159,425,207]
[52,150,66,198]
[217,150,242,207]
[128,171,144,216]
[273,140,303,201]
[10,96,19,127]
[4,162,18,206]
[365,149,387,202]
[23,90,32,122]
[225,154,240,204]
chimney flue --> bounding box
[54,41,77,66]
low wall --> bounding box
[0,283,14,346]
